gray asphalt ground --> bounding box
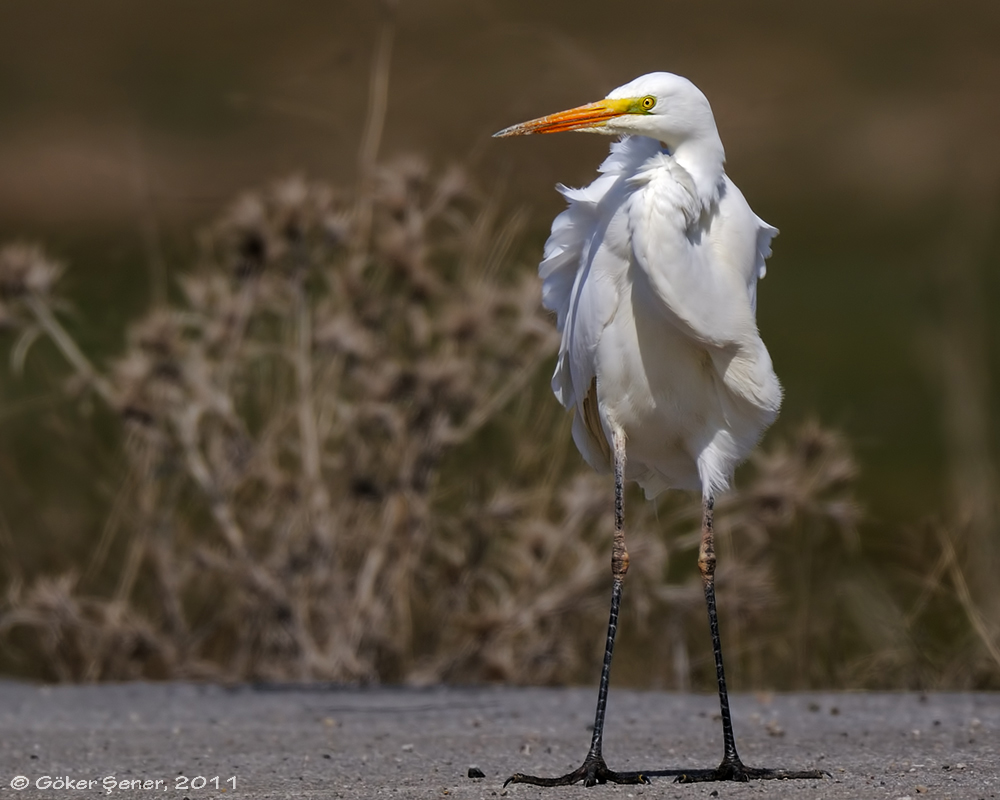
[0,682,996,799]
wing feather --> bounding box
[627,166,775,348]
[539,136,662,410]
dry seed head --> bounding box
[323,211,352,246]
[313,315,377,360]
[211,176,347,279]
[728,421,862,558]
[0,242,63,299]
[376,156,431,211]
[110,310,199,423]
[434,165,470,207]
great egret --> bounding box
[494,73,824,786]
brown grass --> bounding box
[1,18,996,689]
[0,164,868,687]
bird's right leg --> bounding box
[504,430,648,788]
[672,495,826,783]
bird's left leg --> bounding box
[505,430,648,788]
[674,495,826,783]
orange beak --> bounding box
[493,97,635,138]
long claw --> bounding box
[673,759,829,783]
[504,756,648,788]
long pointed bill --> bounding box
[493,97,635,138]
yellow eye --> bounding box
[640,95,656,111]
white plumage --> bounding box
[528,73,781,500]
[495,73,822,789]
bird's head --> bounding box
[494,72,720,152]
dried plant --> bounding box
[0,3,879,689]
[0,170,866,688]
[0,166,560,681]
[628,420,864,691]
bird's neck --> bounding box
[669,135,726,211]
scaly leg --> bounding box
[505,430,648,788]
[674,496,826,783]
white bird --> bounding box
[495,73,823,786]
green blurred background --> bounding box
[1,0,999,684]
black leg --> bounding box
[504,485,826,787]
[505,431,648,788]
[673,496,826,783]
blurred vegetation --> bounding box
[0,172,865,686]
[0,0,999,688]
[0,162,996,689]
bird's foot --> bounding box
[504,754,649,788]
[674,757,828,783]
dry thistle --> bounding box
[0,175,868,689]
[0,242,63,303]
[1,163,583,683]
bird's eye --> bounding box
[640,95,656,111]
